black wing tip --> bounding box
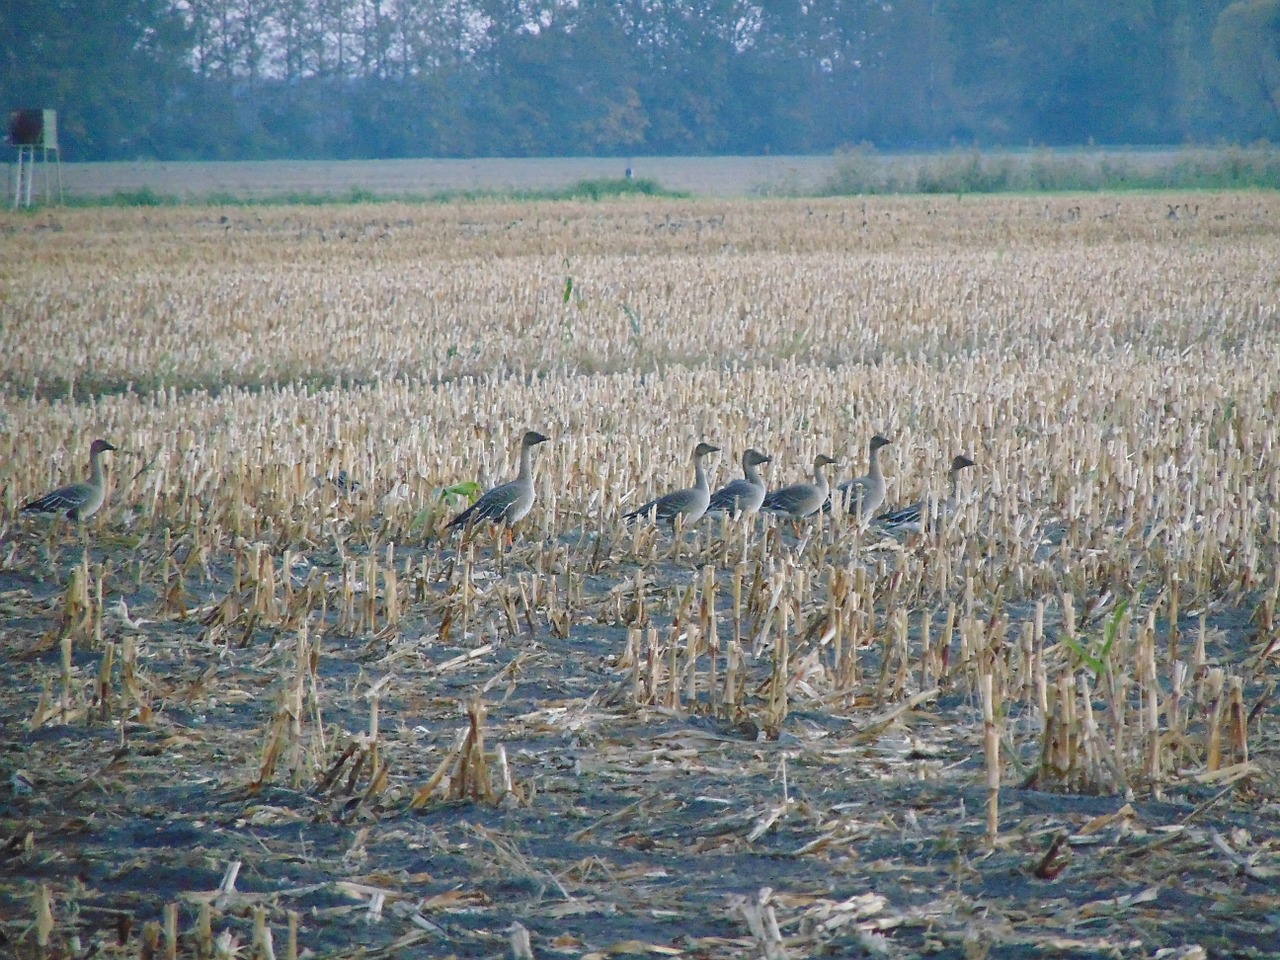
[450,492,508,529]
[446,505,475,529]
[623,497,658,521]
[446,482,504,529]
[23,493,66,514]
[879,506,921,526]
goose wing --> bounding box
[447,479,520,528]
[708,478,762,514]
[23,482,93,516]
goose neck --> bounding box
[517,442,536,481]
[868,445,883,481]
[694,454,710,492]
[89,448,108,488]
[812,461,829,496]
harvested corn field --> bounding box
[1,192,1279,959]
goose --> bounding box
[447,430,549,535]
[624,442,720,528]
[835,434,892,521]
[878,454,976,534]
[763,453,837,520]
[22,439,118,522]
[706,448,771,518]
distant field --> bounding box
[2,193,1278,959]
[17,148,1253,203]
[42,155,841,200]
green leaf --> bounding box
[1061,633,1088,660]
[409,504,436,533]
[1098,597,1129,662]
[410,481,484,533]
[623,303,642,336]
[563,276,573,303]
[1061,633,1103,675]
[441,481,483,501]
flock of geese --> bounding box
[620,433,975,536]
[21,432,976,540]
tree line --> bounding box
[2,0,1278,162]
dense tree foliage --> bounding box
[0,0,1265,160]
[1213,0,1280,137]
[2,0,192,156]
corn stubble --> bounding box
[2,192,1279,957]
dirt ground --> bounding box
[1,522,1277,960]
[2,191,1278,958]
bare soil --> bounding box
[1,524,1277,960]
